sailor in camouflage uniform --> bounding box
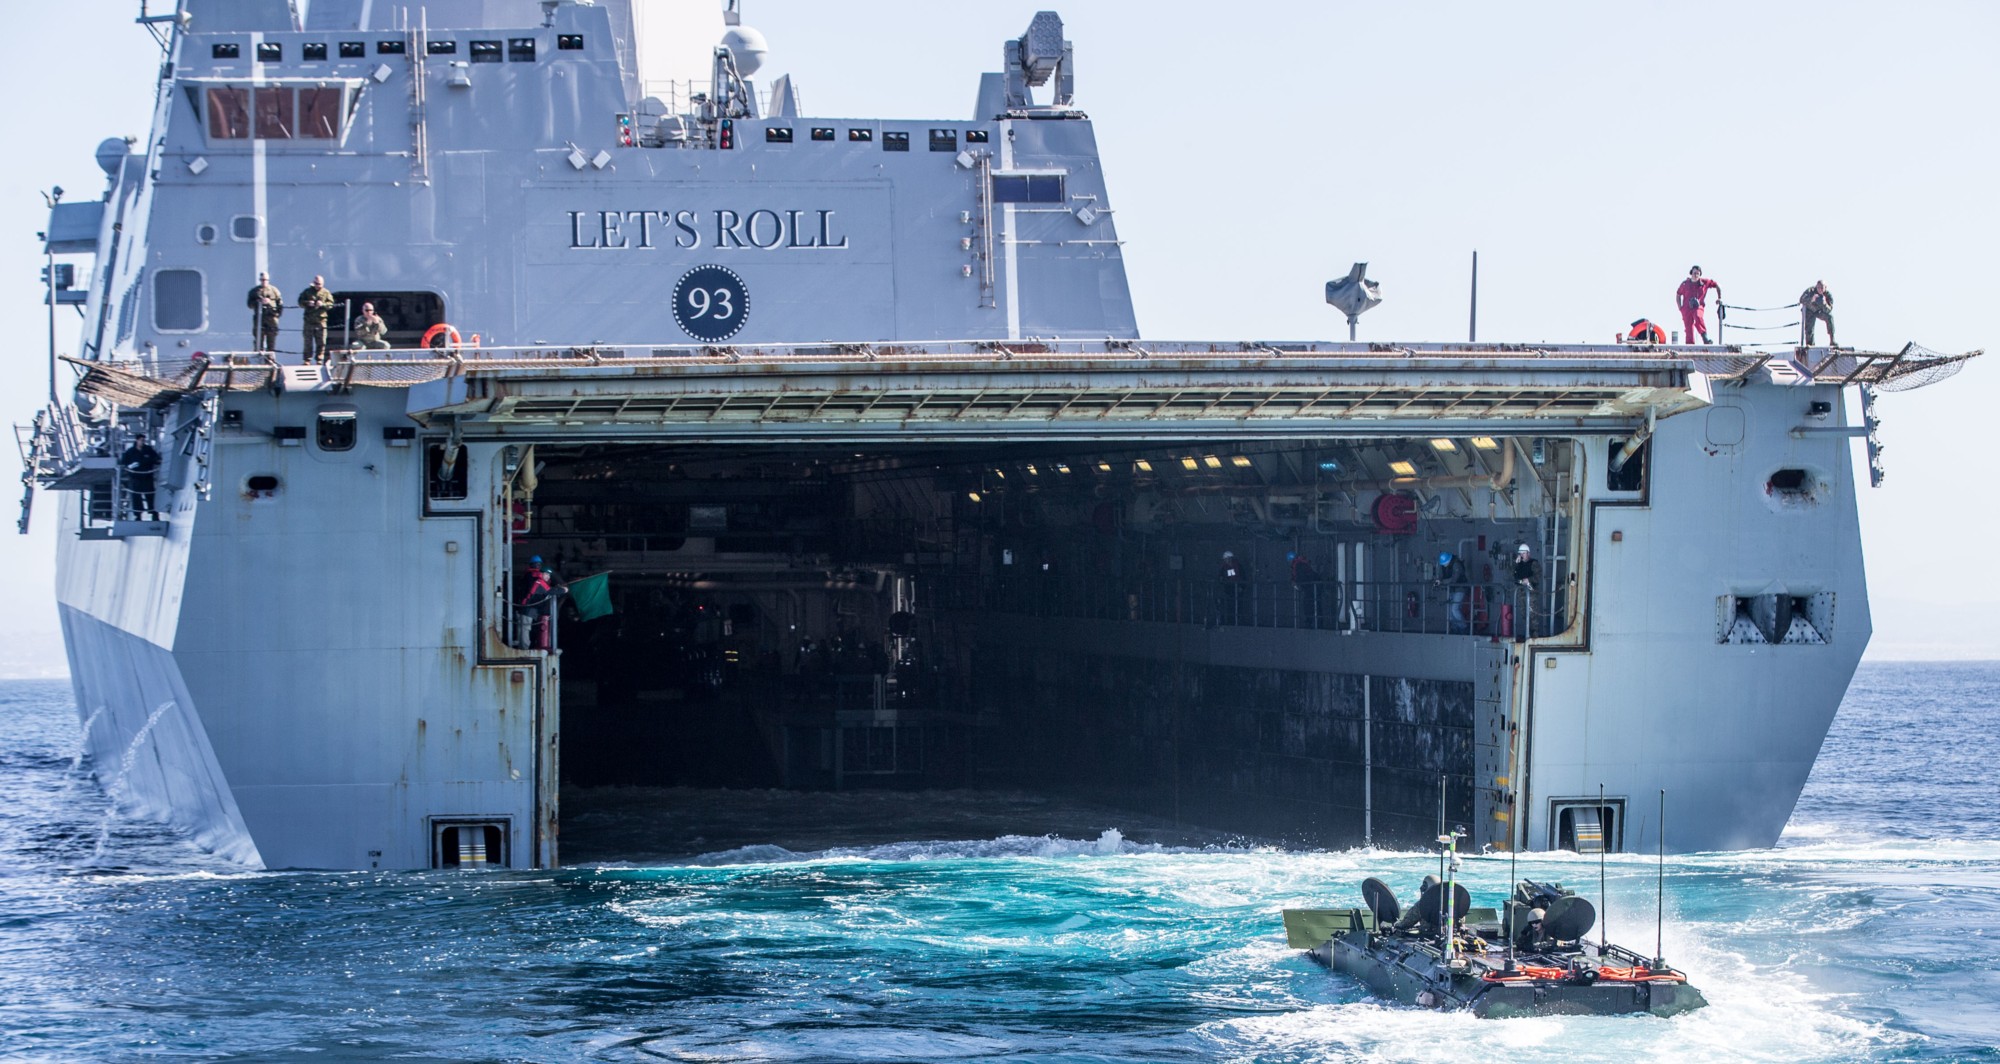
[245,272,282,353]
[296,275,337,364]
[352,302,391,350]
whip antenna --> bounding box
[1598,782,1609,951]
[1656,788,1666,968]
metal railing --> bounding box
[945,574,1565,640]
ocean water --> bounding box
[2,662,1996,1063]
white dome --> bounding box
[721,24,768,76]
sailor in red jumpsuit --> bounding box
[1676,265,1721,344]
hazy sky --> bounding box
[0,1,1991,663]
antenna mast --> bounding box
[1468,250,1478,342]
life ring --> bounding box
[422,323,462,351]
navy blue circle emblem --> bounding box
[671,265,749,342]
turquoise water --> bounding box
[2,663,1996,1062]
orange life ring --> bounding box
[422,323,462,350]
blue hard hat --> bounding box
[1287,551,1297,561]
[1438,552,1453,566]
[530,555,543,565]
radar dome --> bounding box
[95,137,133,177]
[721,24,768,76]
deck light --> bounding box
[992,469,1005,479]
[1471,437,1501,450]
[1096,461,1112,473]
[1429,438,1457,452]
[1389,459,1417,476]
[1025,464,1039,475]
[1180,456,1199,471]
[1230,455,1253,468]
[1203,455,1223,469]
[967,491,982,502]
[1134,459,1153,472]
[1055,462,1072,474]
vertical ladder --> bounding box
[1472,640,1518,850]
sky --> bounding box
[0,0,1992,668]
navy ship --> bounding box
[20,0,1978,869]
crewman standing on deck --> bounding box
[246,273,282,353]
[296,275,336,364]
[1676,265,1721,344]
[1800,280,1836,346]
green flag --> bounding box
[567,571,613,621]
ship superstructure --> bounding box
[21,0,1976,869]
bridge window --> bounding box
[377,39,406,55]
[810,127,834,141]
[992,172,1065,203]
[206,87,250,139]
[929,129,957,152]
[256,41,282,62]
[508,38,537,62]
[427,39,457,55]
[339,42,365,59]
[765,126,793,143]
[557,34,585,51]
[253,86,294,139]
[153,269,205,332]
[302,42,327,61]
[299,87,343,139]
[211,42,240,60]
[469,40,502,63]
[883,131,910,152]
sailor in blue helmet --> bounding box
[519,555,563,649]
[1435,550,1470,634]
[1288,550,1319,585]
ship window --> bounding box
[330,290,443,348]
[427,443,469,501]
[810,127,834,141]
[929,129,957,152]
[253,87,294,139]
[206,87,250,139]
[882,131,910,151]
[847,128,873,142]
[508,38,536,62]
[1606,438,1646,491]
[315,409,358,452]
[765,126,793,143]
[299,87,343,139]
[196,223,217,245]
[230,215,260,241]
[377,39,406,55]
[557,34,585,51]
[339,41,365,59]
[211,42,240,60]
[992,173,1065,203]
[965,129,990,143]
[153,269,205,332]
[302,42,328,61]
[469,40,502,64]
[244,474,281,498]
[256,42,282,62]
[427,39,458,55]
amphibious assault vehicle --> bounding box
[1283,876,1706,1018]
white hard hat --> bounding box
[1516,543,1531,554]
